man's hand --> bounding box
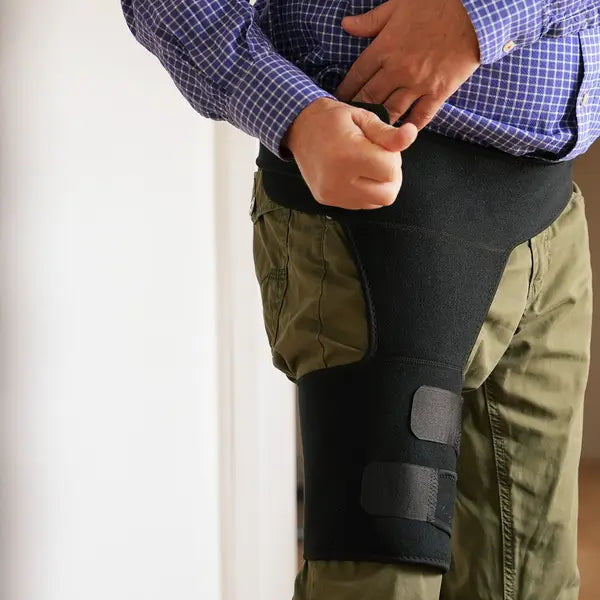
[335,0,480,128]
[281,98,418,210]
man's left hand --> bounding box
[335,0,481,128]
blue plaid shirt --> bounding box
[121,0,600,162]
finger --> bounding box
[334,46,380,101]
[404,95,444,130]
[382,88,419,125]
[354,110,418,152]
[341,0,394,37]
[351,175,402,208]
[324,178,398,210]
[351,66,395,106]
[385,122,418,152]
[348,140,402,183]
[334,199,384,210]
[320,197,383,210]
[318,178,387,210]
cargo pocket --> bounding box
[250,169,291,349]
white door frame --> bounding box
[214,123,297,600]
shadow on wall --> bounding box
[574,141,600,460]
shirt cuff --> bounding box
[461,0,545,64]
[227,52,337,161]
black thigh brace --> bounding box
[255,102,573,571]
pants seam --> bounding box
[272,208,293,347]
[543,227,551,294]
[527,228,549,308]
[316,216,328,369]
[527,236,540,306]
[526,239,535,303]
[484,380,516,600]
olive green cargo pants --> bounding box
[249,168,592,600]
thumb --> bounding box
[341,1,394,37]
[356,112,418,152]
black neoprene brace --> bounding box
[255,102,574,571]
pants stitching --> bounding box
[316,216,328,369]
[527,228,550,308]
[527,236,540,306]
[543,227,552,295]
[526,239,535,303]
[484,380,516,600]
[272,208,293,347]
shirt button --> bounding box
[582,91,590,106]
[503,40,516,53]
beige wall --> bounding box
[574,143,600,459]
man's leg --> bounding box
[250,168,591,599]
[250,167,442,599]
[442,185,592,600]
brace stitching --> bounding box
[351,219,508,252]
[434,471,458,532]
[305,552,449,566]
[384,355,463,371]
[427,470,439,523]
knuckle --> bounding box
[388,97,406,112]
[404,65,422,82]
[394,156,403,176]
[412,104,438,125]
[376,184,399,206]
[359,110,378,126]
[380,192,396,206]
[388,102,409,119]
[385,160,401,182]
[434,79,451,96]
[351,62,367,82]
[358,105,374,116]
[366,10,378,26]
[412,118,428,130]
[417,110,435,122]
[359,87,376,104]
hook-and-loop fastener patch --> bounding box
[360,462,457,534]
[411,385,463,454]
[359,386,463,533]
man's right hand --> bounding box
[280,97,417,210]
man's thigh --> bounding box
[250,167,443,599]
[444,186,592,600]
[250,169,591,600]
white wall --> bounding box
[214,125,297,600]
[0,3,221,599]
[0,2,296,600]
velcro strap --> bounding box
[411,386,463,454]
[360,462,457,534]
